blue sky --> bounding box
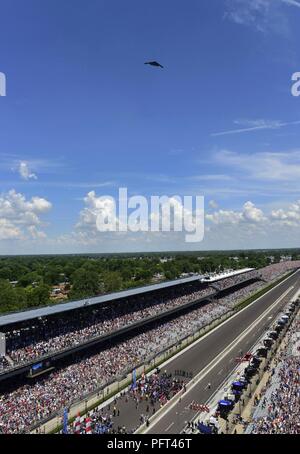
[0,0,300,253]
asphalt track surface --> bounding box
[96,271,300,434]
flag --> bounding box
[74,412,81,434]
[62,408,68,434]
[132,368,137,390]
[85,417,92,434]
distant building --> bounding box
[9,281,18,288]
[160,257,173,263]
[151,273,164,283]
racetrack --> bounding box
[144,270,300,434]
[92,270,300,434]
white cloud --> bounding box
[225,0,278,31]
[0,219,22,241]
[206,208,243,225]
[0,190,52,240]
[18,161,37,180]
[72,191,300,250]
[211,119,300,137]
[76,191,122,235]
[282,0,300,8]
[215,149,300,181]
[0,155,65,181]
[271,200,300,226]
[205,201,265,225]
[224,0,300,33]
[189,174,233,181]
[243,201,266,223]
[204,199,299,249]
[3,196,299,253]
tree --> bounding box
[0,266,13,281]
[69,268,100,299]
[26,284,50,308]
[43,267,62,285]
[0,279,17,312]
[18,271,43,288]
[101,271,123,293]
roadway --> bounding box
[94,270,300,434]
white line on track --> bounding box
[165,422,174,432]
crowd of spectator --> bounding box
[212,270,260,291]
[0,261,299,433]
[2,262,299,373]
[214,261,300,309]
[260,261,300,282]
[3,285,215,368]
[68,371,184,434]
[216,282,265,309]
[246,315,300,434]
[0,300,229,433]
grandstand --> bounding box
[0,268,263,379]
[0,261,299,434]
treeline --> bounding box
[0,280,50,313]
[0,250,299,314]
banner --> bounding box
[132,368,137,390]
[0,333,6,357]
[62,408,68,434]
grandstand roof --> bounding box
[0,274,205,327]
[200,268,254,283]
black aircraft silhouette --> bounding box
[144,61,164,68]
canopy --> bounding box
[197,422,213,434]
[232,381,244,387]
[218,400,232,407]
